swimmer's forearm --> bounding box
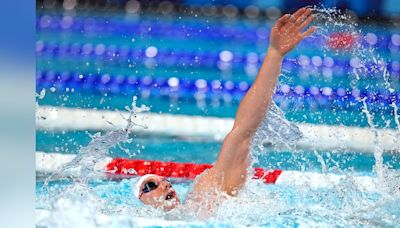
[232,48,282,137]
[211,49,282,193]
[232,8,315,138]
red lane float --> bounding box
[327,32,358,50]
[36,152,382,192]
[106,158,282,184]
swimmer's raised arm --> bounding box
[232,8,315,135]
[211,8,316,194]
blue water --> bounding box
[36,131,400,172]
[35,126,400,226]
[38,90,400,128]
[36,169,400,227]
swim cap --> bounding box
[133,174,159,199]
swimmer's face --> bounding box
[138,175,180,211]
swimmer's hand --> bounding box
[269,7,316,57]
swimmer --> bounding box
[134,7,316,214]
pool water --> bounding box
[37,131,400,172]
[38,89,400,128]
[36,170,400,227]
[35,122,400,227]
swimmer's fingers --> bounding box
[288,7,307,23]
[287,8,312,31]
[295,8,312,26]
[275,14,290,29]
[300,26,316,39]
[296,14,314,33]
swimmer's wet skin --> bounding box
[134,7,316,214]
[135,174,180,211]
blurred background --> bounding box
[36,0,400,170]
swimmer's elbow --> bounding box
[223,128,252,160]
[229,124,255,141]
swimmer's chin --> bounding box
[162,198,180,211]
[162,190,180,211]
[163,204,178,212]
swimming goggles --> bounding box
[142,181,158,194]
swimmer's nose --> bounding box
[160,180,172,190]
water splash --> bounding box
[49,96,148,180]
[313,6,400,174]
[39,96,150,213]
[252,101,303,152]
[233,6,400,226]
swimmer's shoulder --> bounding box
[192,168,221,193]
[181,168,221,217]
[185,167,223,201]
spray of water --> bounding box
[43,96,148,183]
[312,6,400,178]
[226,6,400,226]
[37,96,152,220]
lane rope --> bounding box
[36,106,400,153]
[35,41,399,75]
[105,157,282,184]
[36,71,400,107]
[36,151,382,192]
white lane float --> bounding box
[36,106,400,153]
[36,152,381,192]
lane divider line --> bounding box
[36,106,400,153]
[36,151,379,192]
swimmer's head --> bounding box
[134,174,180,211]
